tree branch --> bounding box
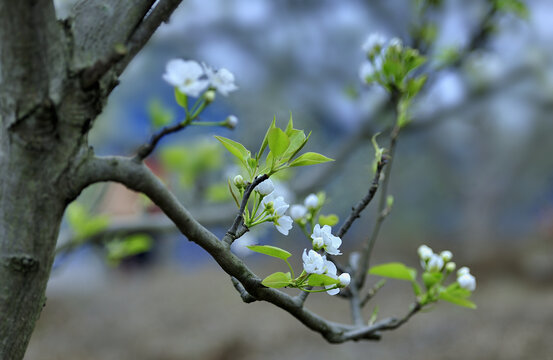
[72,154,405,343]
[342,302,422,340]
[230,277,256,303]
[361,279,387,307]
[223,174,269,244]
[355,124,400,289]
[337,157,387,239]
[71,0,184,89]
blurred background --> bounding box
[26,0,553,359]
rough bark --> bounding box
[0,0,184,358]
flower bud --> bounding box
[204,89,216,103]
[457,266,470,277]
[304,194,319,209]
[389,37,403,51]
[426,253,444,272]
[256,178,274,195]
[225,115,238,129]
[457,273,476,291]
[338,273,351,287]
[440,250,453,262]
[445,262,456,273]
[417,245,433,260]
[233,175,245,188]
[290,205,307,220]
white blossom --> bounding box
[261,193,289,216]
[457,273,476,291]
[338,273,351,287]
[233,174,244,187]
[204,65,238,96]
[311,224,342,255]
[163,59,208,97]
[426,253,444,272]
[359,57,383,84]
[256,178,274,195]
[304,193,319,209]
[417,244,433,260]
[323,258,340,295]
[275,215,293,236]
[445,262,456,272]
[389,37,403,51]
[302,249,325,274]
[457,266,470,277]
[440,250,453,262]
[362,33,386,54]
[289,204,307,220]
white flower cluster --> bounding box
[359,33,403,84]
[417,245,476,292]
[254,178,293,235]
[302,250,350,295]
[289,193,349,295]
[311,224,342,255]
[163,59,238,97]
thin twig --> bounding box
[224,174,269,244]
[337,158,387,239]
[342,302,422,340]
[114,0,185,77]
[231,277,256,303]
[361,279,386,307]
[135,121,189,160]
[355,124,400,289]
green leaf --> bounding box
[261,151,275,173]
[368,262,417,281]
[262,272,292,288]
[422,271,443,288]
[206,183,231,203]
[307,274,340,287]
[66,203,88,229]
[228,179,240,207]
[289,152,334,167]
[81,216,110,239]
[495,0,529,19]
[285,113,294,136]
[281,129,307,161]
[438,291,477,309]
[106,234,153,264]
[214,136,251,163]
[267,127,290,158]
[258,117,276,160]
[148,99,174,128]
[406,75,427,99]
[159,146,188,171]
[318,214,339,227]
[412,281,422,296]
[246,245,292,260]
[174,88,188,108]
[444,283,472,298]
[368,305,379,325]
[66,203,110,240]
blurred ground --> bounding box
[25,242,553,360]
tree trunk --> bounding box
[0,1,85,357]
